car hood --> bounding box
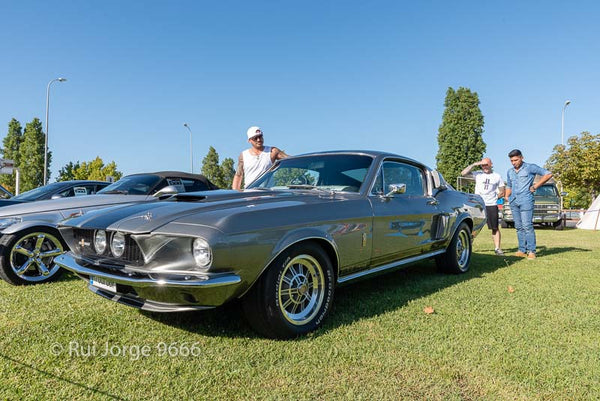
[61,189,358,234]
[0,194,152,217]
[0,199,26,207]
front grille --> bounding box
[534,204,559,211]
[72,228,144,266]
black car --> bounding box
[0,180,109,207]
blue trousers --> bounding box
[511,201,535,253]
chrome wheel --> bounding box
[277,254,326,326]
[9,232,65,282]
[456,229,471,269]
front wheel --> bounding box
[553,218,565,230]
[242,242,335,338]
[436,222,472,274]
[0,228,66,285]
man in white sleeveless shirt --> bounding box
[232,126,289,190]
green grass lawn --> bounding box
[1,227,599,400]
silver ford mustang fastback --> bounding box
[55,151,486,338]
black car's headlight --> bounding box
[192,238,212,267]
[111,232,126,257]
[94,230,107,254]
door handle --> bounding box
[427,199,438,206]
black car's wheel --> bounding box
[0,228,66,285]
[553,218,565,230]
[436,222,472,274]
[500,219,508,229]
[242,242,335,339]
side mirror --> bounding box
[385,183,406,197]
[153,185,179,198]
[560,192,568,197]
[431,170,447,190]
[51,194,64,200]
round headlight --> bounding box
[111,232,126,257]
[94,230,107,254]
[192,238,212,267]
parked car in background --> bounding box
[0,172,218,286]
[0,184,13,199]
[0,180,109,207]
[55,151,486,338]
[500,179,565,230]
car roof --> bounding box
[122,171,218,189]
[292,150,426,168]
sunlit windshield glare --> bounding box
[248,154,373,192]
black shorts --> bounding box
[485,205,499,230]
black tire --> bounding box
[0,227,66,285]
[553,218,565,230]
[242,242,335,339]
[435,222,472,274]
[500,219,508,229]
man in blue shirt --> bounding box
[504,149,553,260]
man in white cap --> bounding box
[232,126,289,190]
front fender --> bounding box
[271,228,340,269]
[237,228,340,297]
[0,220,59,236]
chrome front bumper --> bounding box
[54,253,242,312]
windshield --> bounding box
[98,174,162,195]
[12,182,67,201]
[248,154,374,193]
[534,184,558,197]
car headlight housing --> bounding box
[192,238,212,267]
[111,232,126,257]
[0,217,21,230]
[94,230,107,254]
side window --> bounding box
[57,187,75,198]
[371,170,384,195]
[378,161,426,196]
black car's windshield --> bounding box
[248,154,373,193]
[12,182,67,201]
[98,175,162,195]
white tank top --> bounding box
[242,146,272,186]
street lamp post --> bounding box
[183,123,193,173]
[44,77,67,185]
[561,100,571,146]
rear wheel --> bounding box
[0,228,66,285]
[436,222,472,274]
[242,242,335,338]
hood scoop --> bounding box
[169,194,208,202]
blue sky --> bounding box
[1,0,599,185]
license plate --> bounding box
[90,276,117,293]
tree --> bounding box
[0,118,23,192]
[201,147,225,188]
[57,157,122,182]
[436,87,486,187]
[18,118,48,192]
[56,161,81,181]
[220,157,235,189]
[545,131,600,208]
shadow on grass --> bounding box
[0,353,126,400]
[142,249,583,339]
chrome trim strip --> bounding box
[337,249,446,284]
[54,253,241,288]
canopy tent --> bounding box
[577,195,600,230]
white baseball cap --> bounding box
[247,126,262,139]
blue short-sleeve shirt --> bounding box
[506,162,551,205]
